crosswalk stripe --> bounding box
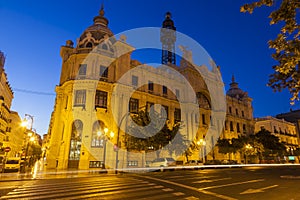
[1,176,187,200]
[2,182,146,199]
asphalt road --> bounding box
[1,165,300,199]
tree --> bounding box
[217,138,232,160]
[241,0,300,103]
[254,128,286,159]
[124,109,182,158]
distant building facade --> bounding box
[3,111,24,157]
[0,51,14,156]
[45,6,254,170]
[276,110,300,142]
[255,116,299,156]
[213,76,254,162]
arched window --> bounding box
[69,120,83,161]
[102,44,108,50]
[86,42,93,48]
[197,92,211,109]
[91,120,106,147]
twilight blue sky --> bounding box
[0,0,299,135]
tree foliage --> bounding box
[124,109,184,157]
[241,0,300,103]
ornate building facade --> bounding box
[45,6,254,170]
[255,116,299,157]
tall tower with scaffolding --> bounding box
[160,12,176,65]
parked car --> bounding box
[185,160,202,166]
[3,157,21,173]
[204,160,222,165]
[149,157,176,167]
[221,160,238,165]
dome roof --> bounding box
[226,75,248,99]
[77,5,114,48]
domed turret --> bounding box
[77,4,114,49]
[226,75,248,99]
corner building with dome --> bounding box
[45,6,254,170]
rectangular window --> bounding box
[148,81,153,91]
[243,124,246,133]
[89,161,104,168]
[236,109,239,116]
[129,98,139,113]
[74,90,86,107]
[230,121,234,131]
[174,108,181,123]
[175,89,180,98]
[229,107,232,114]
[91,137,104,147]
[100,66,108,79]
[242,111,245,117]
[225,121,228,130]
[79,64,87,76]
[132,75,138,86]
[162,85,167,95]
[95,90,108,108]
[161,105,169,119]
[237,123,240,133]
[127,161,138,167]
[202,114,206,125]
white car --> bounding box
[149,157,176,167]
[3,157,20,173]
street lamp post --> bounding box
[115,113,130,174]
[21,114,34,171]
[197,139,206,164]
[97,128,114,170]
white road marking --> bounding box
[199,179,265,190]
[162,188,174,192]
[240,185,278,194]
[193,177,231,183]
[185,196,199,200]
[135,175,237,200]
[173,192,185,196]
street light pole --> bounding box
[21,114,34,171]
[115,113,130,174]
[197,139,206,164]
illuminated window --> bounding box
[127,161,138,167]
[74,90,86,107]
[129,98,139,113]
[91,120,105,148]
[89,161,103,168]
[95,90,107,108]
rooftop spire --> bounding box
[231,74,235,83]
[93,3,108,26]
[99,3,104,16]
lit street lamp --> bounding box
[21,114,35,171]
[197,138,206,164]
[97,127,114,170]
